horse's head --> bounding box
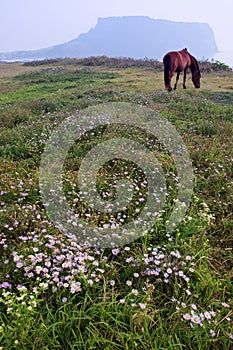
[192,70,201,88]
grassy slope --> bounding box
[0,59,232,349]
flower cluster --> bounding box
[1,229,110,295]
[172,299,232,340]
[1,226,195,298]
[0,284,42,318]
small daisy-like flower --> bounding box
[32,287,38,293]
[110,280,115,286]
[210,329,216,337]
[126,280,132,286]
[119,299,125,304]
[131,289,138,296]
[35,266,42,274]
[112,248,120,255]
[16,284,27,291]
[139,303,146,310]
[186,289,192,296]
[45,260,51,268]
[13,255,21,262]
[204,311,211,320]
[222,302,230,308]
[178,270,184,277]
[191,314,201,324]
[210,311,217,317]
[133,273,139,278]
[191,304,197,310]
[126,257,134,263]
[62,297,68,303]
[70,282,82,294]
[183,313,191,321]
[186,255,192,261]
[1,282,12,289]
[228,333,233,340]
[39,282,48,290]
[200,313,205,321]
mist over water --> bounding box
[214,51,233,68]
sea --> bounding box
[214,50,233,68]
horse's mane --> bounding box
[189,54,200,73]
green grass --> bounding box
[0,58,232,349]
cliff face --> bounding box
[0,16,218,61]
[69,17,218,59]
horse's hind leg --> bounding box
[174,72,180,90]
[167,72,174,91]
[183,69,187,89]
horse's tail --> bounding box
[163,54,171,89]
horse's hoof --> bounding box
[168,87,172,92]
[183,85,186,89]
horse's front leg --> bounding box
[174,72,180,90]
[183,69,187,89]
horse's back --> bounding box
[163,49,191,71]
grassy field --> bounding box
[0,57,232,349]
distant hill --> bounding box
[0,16,218,61]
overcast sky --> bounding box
[1,0,233,65]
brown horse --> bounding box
[163,48,201,91]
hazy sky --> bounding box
[1,0,233,65]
